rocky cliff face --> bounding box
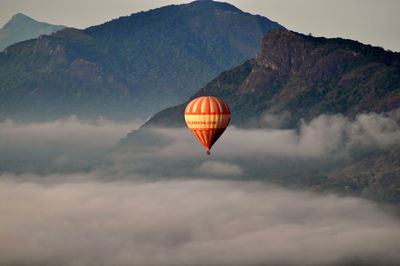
[256,29,314,75]
[145,29,400,128]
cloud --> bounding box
[0,115,141,148]
[251,110,292,129]
[196,161,243,176]
[1,110,399,186]
[0,111,399,265]
[119,110,400,161]
[101,110,400,179]
[220,110,400,158]
[0,116,141,173]
[0,109,398,204]
[0,175,399,266]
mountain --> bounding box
[0,1,283,121]
[145,29,400,128]
[0,13,65,51]
[138,29,400,205]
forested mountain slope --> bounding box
[0,1,283,121]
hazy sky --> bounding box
[0,0,399,51]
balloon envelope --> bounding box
[184,96,231,152]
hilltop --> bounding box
[0,13,65,51]
[0,1,283,121]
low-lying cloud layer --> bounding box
[0,116,142,147]
[107,110,400,180]
[0,175,399,266]
[147,110,400,159]
[0,111,399,265]
[0,116,141,173]
[195,161,243,176]
[1,110,399,176]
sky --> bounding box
[0,0,399,51]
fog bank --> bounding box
[0,176,399,266]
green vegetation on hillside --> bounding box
[0,1,283,121]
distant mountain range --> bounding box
[0,13,65,51]
[145,29,400,128]
[0,1,283,121]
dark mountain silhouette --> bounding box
[0,1,283,121]
[0,13,65,51]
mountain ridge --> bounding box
[0,1,284,122]
[144,29,400,128]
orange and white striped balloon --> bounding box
[184,96,231,155]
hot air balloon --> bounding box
[184,96,231,155]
